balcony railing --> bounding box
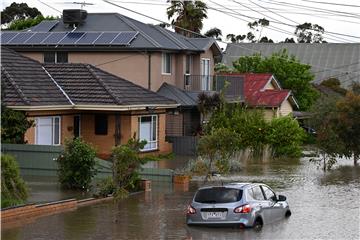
[184,74,244,101]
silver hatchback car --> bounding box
[186,183,291,229]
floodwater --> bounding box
[2,156,360,240]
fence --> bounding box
[166,136,198,156]
[1,144,173,182]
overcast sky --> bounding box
[1,0,359,44]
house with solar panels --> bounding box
[1,47,178,159]
[1,9,227,145]
[1,9,222,93]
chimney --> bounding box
[62,9,87,26]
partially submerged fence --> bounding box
[1,144,173,182]
[166,136,198,156]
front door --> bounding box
[201,58,210,90]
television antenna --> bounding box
[60,1,95,9]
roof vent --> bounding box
[62,9,87,25]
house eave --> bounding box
[8,104,179,111]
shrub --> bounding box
[95,177,115,198]
[267,116,305,158]
[112,138,148,199]
[1,108,33,144]
[58,138,97,190]
[1,154,28,208]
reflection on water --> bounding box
[2,157,360,240]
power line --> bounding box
[37,0,62,14]
[209,0,350,43]
[249,0,353,42]
[299,0,360,8]
[230,0,359,41]
[259,0,360,18]
[102,0,360,76]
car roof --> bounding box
[197,182,264,190]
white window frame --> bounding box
[162,53,172,75]
[35,116,61,146]
[201,58,211,91]
[138,115,158,152]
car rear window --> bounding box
[194,187,243,203]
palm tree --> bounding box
[167,0,207,37]
[204,27,222,40]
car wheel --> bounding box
[285,210,292,218]
[253,217,263,231]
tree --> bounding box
[309,95,344,170]
[320,78,347,96]
[167,0,207,37]
[197,128,240,181]
[1,108,33,144]
[336,91,360,165]
[283,37,295,43]
[7,15,57,30]
[57,138,97,190]
[204,27,222,40]
[232,50,319,110]
[259,36,274,43]
[1,154,28,208]
[1,2,41,24]
[295,22,327,43]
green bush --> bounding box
[112,138,147,198]
[95,177,115,197]
[1,108,33,144]
[267,116,305,158]
[58,138,97,190]
[1,154,28,208]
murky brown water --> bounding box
[2,157,360,240]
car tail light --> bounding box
[187,205,196,214]
[234,204,251,213]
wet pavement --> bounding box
[2,157,360,240]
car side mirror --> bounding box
[278,195,286,201]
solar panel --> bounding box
[76,32,102,44]
[1,32,19,44]
[31,20,59,32]
[25,32,51,44]
[111,32,138,45]
[93,32,118,44]
[59,32,85,44]
[8,32,35,44]
[42,32,67,44]
[1,31,139,46]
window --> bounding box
[162,53,171,74]
[250,186,265,200]
[185,55,192,74]
[261,185,276,201]
[35,116,61,145]
[138,115,158,151]
[74,115,81,138]
[201,58,211,90]
[95,114,108,135]
[194,188,242,203]
[185,55,192,85]
[44,52,68,63]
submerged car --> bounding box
[186,183,291,229]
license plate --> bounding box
[207,212,223,219]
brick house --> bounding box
[1,10,222,93]
[1,47,178,159]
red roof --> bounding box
[243,73,289,107]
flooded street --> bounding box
[2,156,360,240]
